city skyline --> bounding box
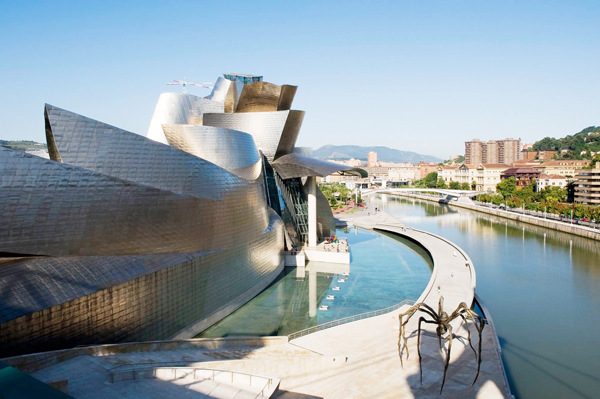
[1,1,599,158]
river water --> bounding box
[371,194,600,399]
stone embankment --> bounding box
[386,191,600,241]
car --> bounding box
[581,218,590,222]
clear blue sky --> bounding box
[1,0,598,159]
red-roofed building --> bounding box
[537,174,569,191]
[501,167,541,189]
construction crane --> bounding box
[167,77,213,93]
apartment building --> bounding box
[367,151,378,167]
[575,163,600,205]
[437,165,458,183]
[537,174,569,191]
[534,160,591,177]
[465,138,522,165]
[475,164,511,192]
[501,167,541,189]
[465,140,483,164]
[457,164,478,186]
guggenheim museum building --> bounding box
[0,73,365,357]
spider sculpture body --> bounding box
[398,296,485,394]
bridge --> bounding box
[362,187,488,199]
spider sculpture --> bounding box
[398,296,485,394]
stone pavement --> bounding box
[336,207,406,230]
[280,304,508,398]
[30,343,315,399]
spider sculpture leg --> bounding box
[459,313,477,358]
[450,304,486,385]
[398,304,438,368]
[417,316,439,385]
[439,323,453,394]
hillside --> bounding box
[532,126,600,159]
[0,140,47,150]
[314,145,442,163]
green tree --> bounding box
[460,182,470,190]
[436,178,447,189]
[471,180,477,190]
[496,177,517,199]
[423,172,438,188]
[449,180,460,190]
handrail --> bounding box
[108,365,276,398]
[287,298,415,340]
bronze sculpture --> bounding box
[398,296,485,394]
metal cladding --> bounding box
[236,81,282,113]
[277,85,298,111]
[0,211,284,356]
[162,124,262,180]
[206,77,231,103]
[272,153,367,179]
[147,92,224,144]
[203,110,305,162]
[274,110,305,160]
[0,72,360,356]
[45,104,240,201]
[0,147,228,256]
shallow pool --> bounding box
[198,227,433,338]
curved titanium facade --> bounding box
[161,124,262,180]
[235,81,282,113]
[46,104,237,201]
[203,110,305,162]
[277,85,298,111]
[0,212,284,357]
[0,72,360,357]
[0,147,271,257]
[206,77,231,103]
[272,153,367,179]
[0,94,288,355]
[147,93,224,144]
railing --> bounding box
[473,201,600,230]
[108,364,276,398]
[287,298,415,340]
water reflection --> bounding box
[373,194,600,399]
[198,227,432,338]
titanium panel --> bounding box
[272,153,368,179]
[161,124,262,180]
[206,77,231,103]
[0,147,209,256]
[203,110,305,162]
[204,111,289,161]
[147,93,224,144]
[45,104,241,201]
[0,212,284,356]
[235,81,282,113]
[277,85,298,111]
[0,147,269,257]
[274,110,305,159]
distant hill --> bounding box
[0,140,47,150]
[313,145,442,163]
[532,126,600,159]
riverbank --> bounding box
[383,190,600,241]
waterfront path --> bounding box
[383,190,600,241]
